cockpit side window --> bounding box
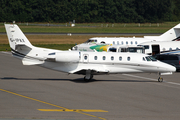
[143,57,146,61]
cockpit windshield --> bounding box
[84,39,97,43]
[145,56,157,61]
[149,56,157,61]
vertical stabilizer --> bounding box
[144,23,180,41]
[5,24,33,50]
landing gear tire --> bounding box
[158,77,163,82]
[84,75,93,82]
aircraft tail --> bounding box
[5,24,33,51]
[5,24,45,65]
[144,23,180,41]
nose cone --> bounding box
[168,65,176,72]
[162,63,176,72]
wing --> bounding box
[69,68,109,75]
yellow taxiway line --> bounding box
[0,88,107,120]
[38,109,108,112]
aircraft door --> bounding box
[152,45,160,55]
[83,54,89,63]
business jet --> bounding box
[5,24,176,82]
[75,23,180,47]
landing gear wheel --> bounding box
[158,77,163,82]
[84,77,90,82]
[84,75,93,82]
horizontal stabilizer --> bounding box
[22,58,44,65]
[15,44,32,51]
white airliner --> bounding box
[76,23,180,46]
[5,24,176,82]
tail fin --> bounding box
[144,23,180,41]
[5,24,33,51]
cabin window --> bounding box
[111,56,114,61]
[94,56,97,60]
[84,55,87,60]
[117,41,119,45]
[113,41,115,45]
[143,57,146,61]
[127,57,130,61]
[103,56,106,60]
[121,41,124,45]
[169,48,172,51]
[135,41,138,44]
[131,41,133,45]
[119,56,122,61]
[176,47,179,50]
[126,41,128,44]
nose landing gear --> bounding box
[158,77,163,82]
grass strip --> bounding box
[0,22,179,33]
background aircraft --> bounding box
[84,23,180,45]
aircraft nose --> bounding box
[166,64,176,72]
[170,65,176,72]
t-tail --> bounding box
[4,24,44,65]
[5,24,33,50]
[144,23,180,41]
[5,24,34,58]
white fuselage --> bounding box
[13,46,176,75]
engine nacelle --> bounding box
[55,51,80,62]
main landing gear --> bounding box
[84,70,93,82]
[84,75,93,82]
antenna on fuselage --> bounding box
[13,21,15,26]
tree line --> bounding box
[0,0,179,23]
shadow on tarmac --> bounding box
[1,77,157,83]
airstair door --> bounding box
[152,45,160,55]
